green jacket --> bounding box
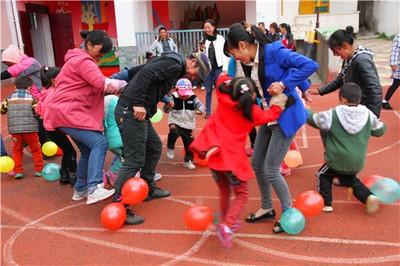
[307,104,386,174]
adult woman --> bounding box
[46,30,126,205]
[268,22,281,42]
[309,27,382,117]
[202,19,227,118]
[225,22,318,233]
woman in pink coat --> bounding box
[46,30,126,205]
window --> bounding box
[299,0,329,15]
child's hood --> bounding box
[335,105,370,134]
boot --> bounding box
[69,171,77,187]
[59,169,70,185]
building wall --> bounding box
[372,0,399,36]
[1,1,13,50]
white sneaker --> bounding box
[86,183,115,205]
[322,206,334,213]
[72,190,88,201]
[183,160,196,170]
[167,149,175,159]
[154,173,162,182]
[366,195,380,214]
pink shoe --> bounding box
[216,223,233,248]
[245,147,254,157]
[8,171,15,176]
[230,220,243,232]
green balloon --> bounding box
[42,163,60,181]
[150,108,163,123]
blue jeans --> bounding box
[1,135,7,156]
[59,128,108,193]
[251,124,294,211]
[205,67,222,114]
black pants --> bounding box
[167,124,194,162]
[384,78,400,101]
[114,104,161,196]
[47,130,77,172]
[249,127,257,148]
[37,118,50,145]
[317,164,372,206]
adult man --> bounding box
[149,26,178,56]
[113,52,210,225]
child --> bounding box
[190,74,286,247]
[1,76,44,179]
[37,66,77,185]
[307,82,386,213]
[165,78,204,170]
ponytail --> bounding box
[226,21,272,52]
[40,66,60,89]
[328,26,355,50]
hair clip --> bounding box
[44,66,49,71]
[240,84,250,94]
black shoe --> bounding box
[245,209,276,223]
[144,187,171,202]
[59,169,70,185]
[125,208,145,225]
[272,221,285,234]
[382,102,393,110]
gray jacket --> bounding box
[167,92,204,130]
[149,38,178,56]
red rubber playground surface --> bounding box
[1,83,399,265]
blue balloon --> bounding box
[42,163,60,182]
[280,208,306,235]
[371,178,400,204]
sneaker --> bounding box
[183,160,196,170]
[14,173,24,179]
[245,147,254,157]
[72,190,88,201]
[193,86,198,90]
[201,86,205,90]
[166,149,175,159]
[154,173,162,182]
[231,220,243,232]
[382,102,393,110]
[125,208,145,225]
[86,184,115,205]
[35,172,42,177]
[144,187,171,202]
[366,195,380,214]
[195,109,202,115]
[216,223,233,248]
[322,206,334,213]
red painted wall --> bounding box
[152,1,171,29]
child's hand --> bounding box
[302,91,313,102]
[267,82,285,95]
[270,94,288,110]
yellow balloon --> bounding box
[42,141,58,157]
[284,150,303,168]
[0,156,15,173]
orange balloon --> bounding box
[184,205,213,231]
[194,153,208,167]
[100,202,126,230]
[122,178,149,204]
[294,190,324,217]
[362,175,384,189]
[284,150,303,168]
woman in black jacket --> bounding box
[310,27,382,117]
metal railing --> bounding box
[135,28,228,63]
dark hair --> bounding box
[40,66,61,89]
[279,23,291,33]
[158,26,167,33]
[226,21,272,53]
[218,77,256,121]
[258,22,265,27]
[15,76,32,90]
[269,22,280,33]
[84,30,113,54]
[339,82,361,104]
[328,27,355,50]
[203,19,217,36]
[80,30,90,39]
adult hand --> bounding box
[308,88,321,95]
[133,106,146,121]
[267,82,285,95]
[302,91,313,102]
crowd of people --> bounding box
[1,18,398,248]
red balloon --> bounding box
[184,205,213,231]
[100,202,126,230]
[122,178,149,204]
[294,190,324,217]
[194,153,208,167]
[56,147,63,157]
[362,175,384,188]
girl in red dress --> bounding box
[190,73,287,248]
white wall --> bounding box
[330,0,358,14]
[256,0,279,26]
[373,0,400,36]
[113,0,153,46]
[246,0,257,24]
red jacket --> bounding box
[190,75,282,181]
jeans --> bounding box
[1,135,7,156]
[59,127,108,193]
[114,104,162,196]
[205,67,222,114]
[251,124,293,211]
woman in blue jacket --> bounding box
[225,22,319,233]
